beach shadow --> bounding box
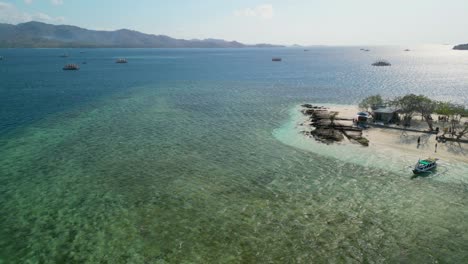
[399,132,431,148]
[444,141,467,156]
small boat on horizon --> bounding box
[63,64,80,70]
[272,57,282,62]
[404,49,411,52]
[116,58,128,63]
[59,54,69,58]
[413,158,438,175]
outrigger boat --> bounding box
[116,58,128,64]
[413,158,438,175]
[63,64,80,70]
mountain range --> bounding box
[0,21,283,48]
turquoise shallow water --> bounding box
[0,47,468,263]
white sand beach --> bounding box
[331,105,468,164]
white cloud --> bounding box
[0,1,65,24]
[234,8,256,18]
[34,12,65,23]
[256,4,274,19]
[50,0,63,5]
[234,4,274,20]
[24,0,33,4]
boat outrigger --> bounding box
[413,158,438,175]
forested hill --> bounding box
[0,21,284,48]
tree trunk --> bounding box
[423,115,433,131]
[456,126,468,141]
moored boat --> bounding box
[272,57,282,62]
[116,58,128,63]
[63,64,80,70]
[413,158,438,174]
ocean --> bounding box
[1,46,467,263]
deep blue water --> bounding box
[1,46,467,135]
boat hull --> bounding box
[412,165,437,175]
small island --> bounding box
[298,94,468,163]
[453,44,468,50]
[372,60,391,66]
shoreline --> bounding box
[273,104,468,183]
[300,104,468,164]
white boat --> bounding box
[413,158,438,175]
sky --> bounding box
[1,0,468,45]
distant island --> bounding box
[0,21,284,48]
[453,44,468,50]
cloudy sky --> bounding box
[1,0,467,45]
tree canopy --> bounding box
[358,95,384,111]
[435,102,466,120]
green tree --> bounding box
[389,94,420,127]
[436,102,465,132]
[359,95,384,111]
[413,95,436,130]
[436,102,465,119]
[435,102,468,139]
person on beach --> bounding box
[417,136,421,145]
[435,143,438,153]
